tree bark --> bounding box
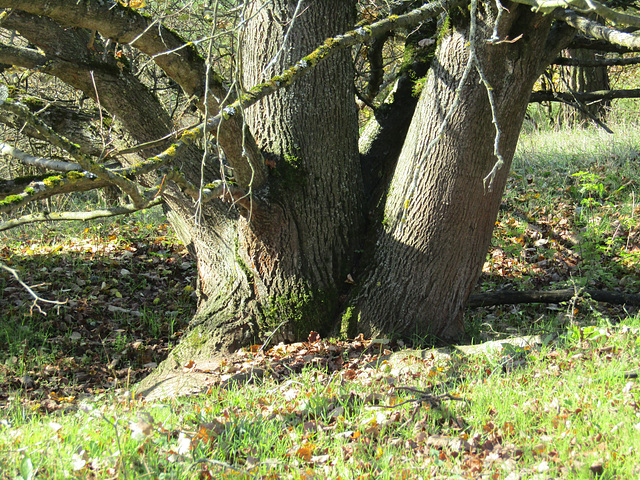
[560,48,610,125]
[137,0,364,392]
[348,4,558,342]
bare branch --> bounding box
[513,0,640,28]
[553,8,640,50]
[552,55,640,66]
[0,198,163,232]
[0,142,82,172]
[0,260,66,315]
[530,88,640,102]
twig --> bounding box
[190,458,250,476]
[376,386,467,431]
[0,260,67,315]
[259,320,288,353]
[375,386,466,411]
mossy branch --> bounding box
[0,198,163,232]
[0,99,145,205]
[0,171,111,214]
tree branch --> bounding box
[0,260,66,314]
[514,0,640,28]
[0,99,144,205]
[0,0,267,190]
[0,142,82,172]
[0,198,163,232]
[468,288,640,307]
[552,55,640,66]
[552,8,640,50]
[529,88,640,102]
[0,171,111,214]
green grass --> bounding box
[2,116,640,478]
[1,318,639,479]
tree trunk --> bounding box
[560,48,610,125]
[138,0,363,390]
[347,5,557,342]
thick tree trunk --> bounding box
[138,0,363,392]
[238,0,363,329]
[347,5,557,342]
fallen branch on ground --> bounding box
[468,289,640,308]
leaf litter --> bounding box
[2,160,640,478]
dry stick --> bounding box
[468,288,640,307]
[552,56,640,67]
[530,88,640,103]
[377,386,467,431]
[190,458,251,476]
[0,260,66,314]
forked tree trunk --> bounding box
[347,6,557,341]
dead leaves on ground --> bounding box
[0,222,196,409]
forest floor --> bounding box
[2,123,640,477]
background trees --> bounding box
[1,0,640,391]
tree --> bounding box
[559,46,611,125]
[1,0,639,391]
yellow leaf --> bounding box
[296,442,315,461]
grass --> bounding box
[2,114,640,478]
[0,206,196,398]
[1,318,639,479]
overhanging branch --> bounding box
[513,0,640,28]
[0,198,164,232]
[0,142,82,172]
[530,88,640,102]
[0,99,144,205]
[553,8,640,50]
[0,171,111,214]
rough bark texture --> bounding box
[359,22,438,211]
[349,5,557,342]
[560,48,610,125]
[137,0,363,394]
[239,0,362,317]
